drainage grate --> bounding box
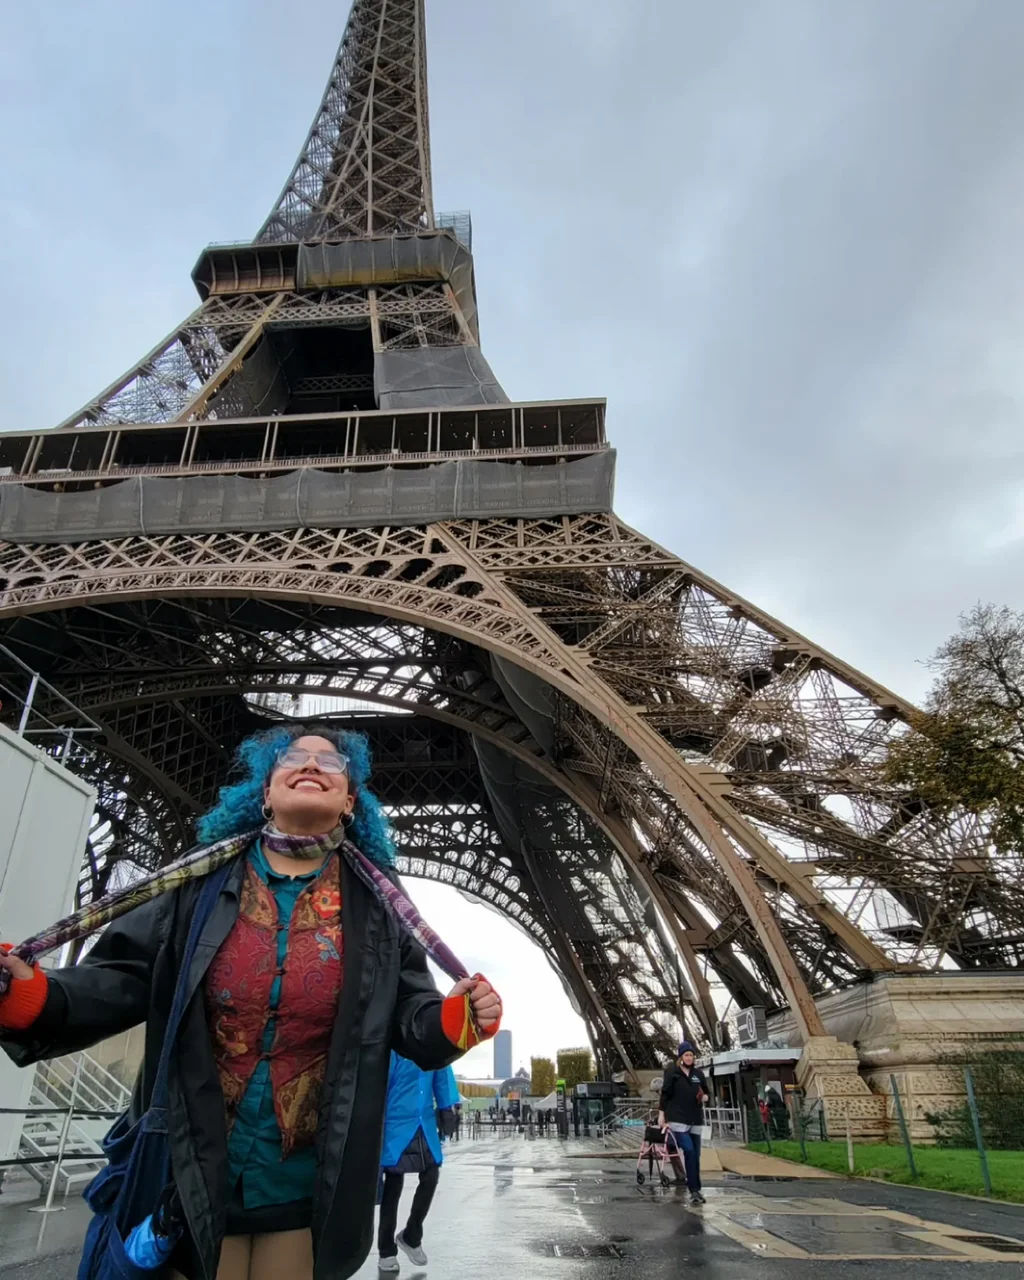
[949,1236,1024,1255]
[544,1243,624,1259]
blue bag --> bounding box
[77,864,232,1280]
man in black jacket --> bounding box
[658,1041,709,1205]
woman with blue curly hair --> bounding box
[0,725,501,1280]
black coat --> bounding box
[0,855,459,1280]
[659,1063,709,1128]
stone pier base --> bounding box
[771,974,1024,1143]
[795,1036,887,1139]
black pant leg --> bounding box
[378,1172,405,1256]
[403,1164,440,1248]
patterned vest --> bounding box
[204,852,343,1157]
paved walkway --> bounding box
[713,1146,836,1178]
[3,1137,1024,1278]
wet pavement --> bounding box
[3,1135,1024,1277]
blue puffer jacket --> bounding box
[380,1052,460,1169]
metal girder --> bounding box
[257,0,433,242]
[0,599,772,1009]
[1,601,709,1068]
[2,0,1020,1075]
[5,588,691,1067]
[2,515,1019,1022]
[325,720,679,1069]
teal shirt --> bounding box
[226,844,321,1209]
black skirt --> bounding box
[225,1190,313,1236]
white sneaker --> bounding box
[397,1231,428,1267]
[379,1256,400,1273]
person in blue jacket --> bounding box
[378,1052,460,1271]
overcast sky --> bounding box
[4,0,1024,1069]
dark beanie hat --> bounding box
[677,1040,696,1057]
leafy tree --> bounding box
[884,604,1024,853]
[457,1080,498,1099]
[530,1056,556,1098]
[556,1047,594,1090]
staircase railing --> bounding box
[595,1102,746,1146]
[14,1052,131,1195]
[704,1105,745,1143]
[595,1099,650,1140]
[34,1052,130,1117]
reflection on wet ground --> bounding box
[3,1136,1024,1278]
[349,1139,1024,1278]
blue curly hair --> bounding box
[196,724,396,867]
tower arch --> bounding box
[1,0,1017,1104]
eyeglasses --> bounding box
[275,747,349,775]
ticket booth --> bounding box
[704,1049,801,1119]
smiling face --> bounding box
[263,735,356,835]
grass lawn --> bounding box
[746,1140,1024,1203]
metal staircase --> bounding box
[596,1099,651,1148]
[595,1101,745,1149]
[18,1053,131,1195]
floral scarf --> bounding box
[0,823,472,996]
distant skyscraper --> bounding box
[493,1030,512,1081]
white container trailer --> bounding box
[0,724,95,1162]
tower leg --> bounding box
[796,1037,887,1141]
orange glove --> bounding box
[441,974,502,1050]
[0,944,48,1032]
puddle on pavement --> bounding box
[544,1176,607,1186]
[674,1214,711,1236]
[728,1211,956,1257]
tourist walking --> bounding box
[0,726,501,1280]
[378,1054,459,1271]
[658,1041,709,1205]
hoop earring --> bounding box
[342,812,354,829]
[262,804,273,820]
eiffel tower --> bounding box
[0,0,1019,1091]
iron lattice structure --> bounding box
[1,0,1021,1077]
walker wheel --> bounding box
[660,1174,671,1188]
[636,1172,645,1185]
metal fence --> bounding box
[744,1058,1024,1200]
[464,1114,567,1140]
[745,1097,824,1150]
[705,1106,745,1143]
